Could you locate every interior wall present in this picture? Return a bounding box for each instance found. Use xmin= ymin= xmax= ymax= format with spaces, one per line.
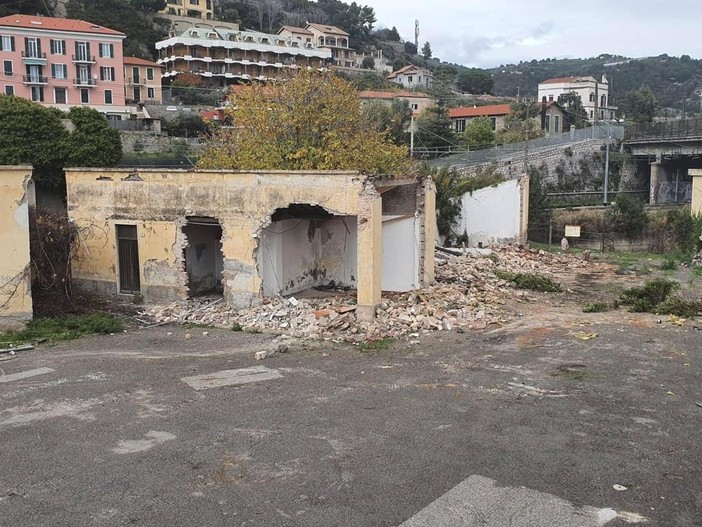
xmin=258 ymin=216 xmax=357 ymax=297
xmin=381 ymin=215 xmax=419 ymax=292
xmin=183 ymin=223 xmax=223 ymax=295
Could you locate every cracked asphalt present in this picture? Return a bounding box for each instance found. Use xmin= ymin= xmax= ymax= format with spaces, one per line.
xmin=0 ymin=300 xmax=701 ymax=526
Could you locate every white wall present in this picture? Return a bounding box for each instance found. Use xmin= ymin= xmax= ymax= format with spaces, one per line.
xmin=381 ymin=215 xmax=419 ymax=292
xmin=456 ymin=180 xmax=522 ymax=247
xmin=258 ymin=217 xmax=357 ymax=297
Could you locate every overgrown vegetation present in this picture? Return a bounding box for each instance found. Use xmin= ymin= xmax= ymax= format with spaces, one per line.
xmin=495 ymin=270 xmax=562 ymax=292
xmin=0 ymin=314 xmax=124 ymax=348
xmin=198 ymin=71 xmax=410 ymax=174
xmin=619 ymin=278 xmax=700 ymax=316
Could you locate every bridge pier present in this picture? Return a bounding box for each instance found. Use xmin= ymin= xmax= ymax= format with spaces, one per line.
xmin=649 ymin=160 xmax=688 ymax=205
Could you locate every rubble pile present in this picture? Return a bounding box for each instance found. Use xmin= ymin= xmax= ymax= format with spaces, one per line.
xmin=143 ymin=245 xmax=594 ymax=342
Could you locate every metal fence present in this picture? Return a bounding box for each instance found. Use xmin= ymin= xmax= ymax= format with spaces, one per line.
xmin=427 ymin=125 xmax=624 ymax=169
xmin=626 ymin=117 xmax=702 ymax=140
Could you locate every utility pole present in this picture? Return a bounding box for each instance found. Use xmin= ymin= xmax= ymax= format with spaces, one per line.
xmin=522 ymin=100 xmax=530 ymax=175
xmin=410 ymin=114 xmax=415 ymax=158
xmin=603 ymin=123 xmax=611 ymax=205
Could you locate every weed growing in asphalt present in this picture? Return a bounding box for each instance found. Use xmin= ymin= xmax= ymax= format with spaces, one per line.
xmin=358 ymin=339 xmax=393 ymax=352
xmin=495 ymin=270 xmax=562 ymax=292
xmin=0 ymin=314 xmax=124 ymax=347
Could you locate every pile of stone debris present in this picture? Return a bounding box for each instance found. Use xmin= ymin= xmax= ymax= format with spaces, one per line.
xmin=142 ymin=245 xmax=594 ymax=342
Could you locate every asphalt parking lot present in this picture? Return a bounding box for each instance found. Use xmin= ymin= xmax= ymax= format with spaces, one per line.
xmin=0 ymin=305 xmax=700 ymax=526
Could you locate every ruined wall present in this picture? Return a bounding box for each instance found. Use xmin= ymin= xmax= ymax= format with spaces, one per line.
xmin=456 ymin=179 xmax=525 ymax=247
xmin=259 ymin=217 xmax=357 ymax=296
xmin=0 ymin=166 xmax=33 ymax=330
xmin=66 ymin=169 xmax=367 ymax=308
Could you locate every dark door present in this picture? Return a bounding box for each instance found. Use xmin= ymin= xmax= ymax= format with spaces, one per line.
xmin=117 ymin=225 xmax=141 ymax=293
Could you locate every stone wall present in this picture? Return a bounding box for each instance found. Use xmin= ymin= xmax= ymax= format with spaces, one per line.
xmin=120 ymin=131 xmax=202 ymax=155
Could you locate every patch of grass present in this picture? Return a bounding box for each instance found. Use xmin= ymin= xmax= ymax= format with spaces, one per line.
xmin=487 ymin=254 xmax=499 ymax=264
xmin=231 ymin=322 xmax=243 ymax=331
xmin=660 ymin=258 xmax=678 ymax=271
xmin=358 ymin=338 xmax=393 ymax=352
xmin=495 ymin=270 xmax=562 ymax=292
xmin=182 ymin=322 xmax=214 ymax=329
xmin=132 ymin=293 xmax=144 ymax=305
xmin=693 ymin=267 xmax=702 ymax=278
xmin=245 ymin=327 xmax=262 ymax=334
xmin=0 ymin=314 xmax=124 ymax=348
xmin=583 ymin=302 xmax=609 ymax=313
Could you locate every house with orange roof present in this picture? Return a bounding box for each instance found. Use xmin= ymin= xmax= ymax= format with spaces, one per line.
xmin=386 ymin=65 xmax=433 ymax=90
xmin=123 ymin=56 xmax=164 ymax=104
xmin=538 ymin=74 xmax=617 ymax=122
xmin=448 ymin=104 xmax=512 ymax=133
xmin=0 ymin=13 xmax=132 ymax=118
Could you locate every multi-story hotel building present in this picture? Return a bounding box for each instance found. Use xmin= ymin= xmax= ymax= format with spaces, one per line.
xmin=156 ymin=25 xmax=331 ymax=86
xmin=0 ymin=14 xmax=131 ymax=117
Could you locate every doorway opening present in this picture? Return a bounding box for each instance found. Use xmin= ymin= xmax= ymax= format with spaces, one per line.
xmin=182 ymin=217 xmax=223 ymax=297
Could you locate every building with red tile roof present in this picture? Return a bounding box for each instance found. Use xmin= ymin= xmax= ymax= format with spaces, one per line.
xmin=123 ymin=56 xmax=164 ymax=104
xmin=448 ymin=104 xmax=513 ymax=133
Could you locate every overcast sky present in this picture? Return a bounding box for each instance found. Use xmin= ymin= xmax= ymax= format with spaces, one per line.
xmin=368 ymin=0 xmax=701 ymax=68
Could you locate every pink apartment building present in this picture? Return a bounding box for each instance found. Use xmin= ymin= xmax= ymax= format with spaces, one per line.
xmin=0 ymin=14 xmax=133 ymax=118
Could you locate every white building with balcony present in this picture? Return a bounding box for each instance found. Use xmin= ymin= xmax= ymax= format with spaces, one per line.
xmin=156 ymin=25 xmax=331 ymax=86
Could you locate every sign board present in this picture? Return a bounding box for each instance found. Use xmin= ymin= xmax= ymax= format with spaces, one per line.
xmin=564 ymin=225 xmax=581 ymax=238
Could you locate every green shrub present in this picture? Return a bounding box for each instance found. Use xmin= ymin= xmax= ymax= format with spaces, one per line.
xmin=606 ymin=195 xmax=649 ymax=239
xmin=583 ymin=302 xmax=609 ymax=313
xmin=358 ymin=338 xmax=393 ymax=352
xmin=656 ymin=296 xmax=701 ymax=318
xmin=620 ymin=278 xmax=679 ymax=310
xmin=495 ymin=270 xmax=562 ymax=292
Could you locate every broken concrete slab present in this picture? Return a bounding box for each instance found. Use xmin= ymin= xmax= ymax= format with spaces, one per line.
xmin=181 ymin=366 xmax=283 ymax=390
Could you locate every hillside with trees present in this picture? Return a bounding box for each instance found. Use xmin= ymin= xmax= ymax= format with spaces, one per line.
xmin=491 ymin=54 xmax=702 ymax=113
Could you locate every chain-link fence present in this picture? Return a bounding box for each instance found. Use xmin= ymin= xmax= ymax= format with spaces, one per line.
xmin=427 ymin=125 xmax=625 ymax=169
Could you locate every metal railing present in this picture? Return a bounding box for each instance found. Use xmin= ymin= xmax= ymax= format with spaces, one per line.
xmin=625 ymin=118 xmax=702 ymax=141
xmin=72 ymin=54 xmax=96 ymax=63
xmin=73 ymin=78 xmax=96 ymax=86
xmin=23 ymin=75 xmax=48 ymax=84
xmin=428 ymin=125 xmax=624 ymax=169
xmin=21 ymin=51 xmax=46 ymax=59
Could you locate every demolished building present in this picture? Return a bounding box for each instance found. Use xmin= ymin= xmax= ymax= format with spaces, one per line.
xmin=65 ymin=169 xmax=435 ymax=320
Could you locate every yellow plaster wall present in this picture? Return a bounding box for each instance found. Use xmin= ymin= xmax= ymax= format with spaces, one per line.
xmin=691 ymin=170 xmax=702 ymax=215
xmin=0 ymin=166 xmax=33 ymax=329
xmin=66 ymin=169 xmax=367 ymax=307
